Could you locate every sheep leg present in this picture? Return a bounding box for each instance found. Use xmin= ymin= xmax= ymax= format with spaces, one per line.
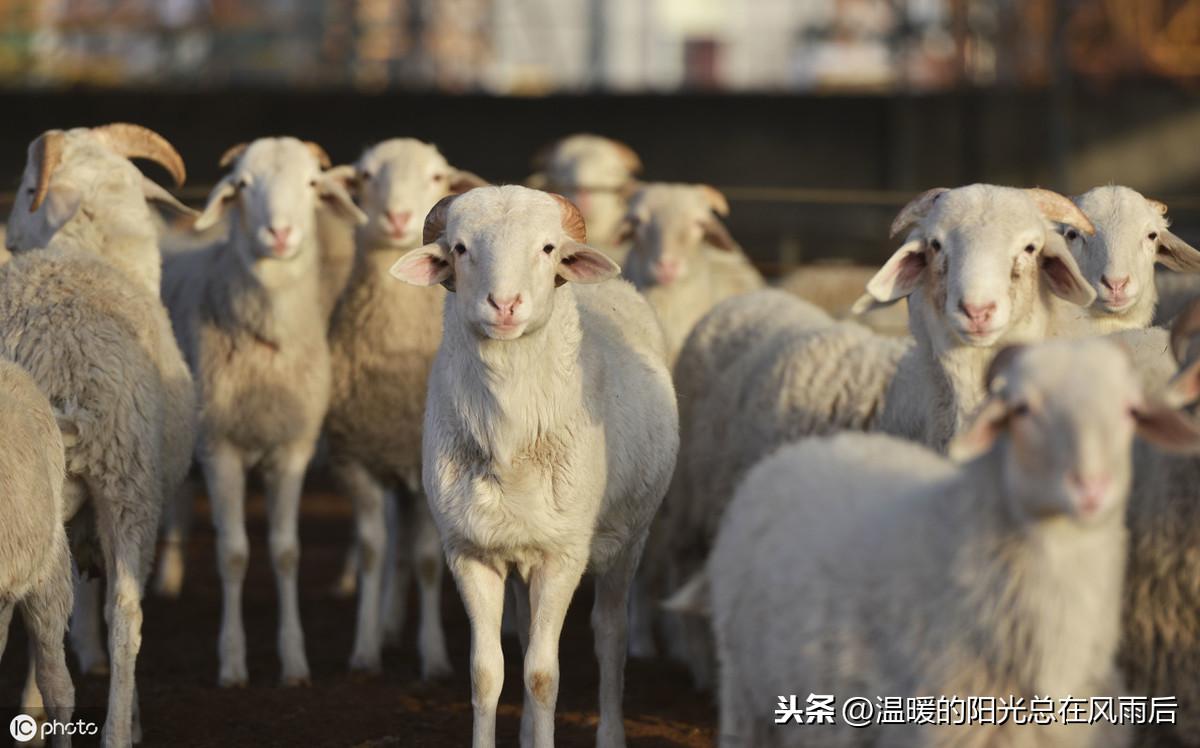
xmin=69 ymin=577 xmax=109 ymax=675
xmin=332 ymin=540 xmax=359 ymax=598
xmin=412 ymin=498 xmax=451 ymax=679
xmin=335 ymin=459 xmax=387 ymax=674
xmin=524 ymin=554 xmax=587 ymax=748
xmin=593 ymin=547 xmax=641 ymax=748
xmin=203 ymin=442 xmax=250 ymax=687
xmin=0 ymin=600 xmax=12 ymax=659
xmin=21 ymin=539 xmax=75 ymax=747
xmin=97 ymin=514 xmax=146 ymax=747
xmin=153 ymin=478 xmax=195 ymax=598
xmin=380 ymin=491 xmax=410 ymax=647
xmin=447 ymin=554 xmax=507 ymax=748
xmin=626 ymin=575 xmax=657 ymax=659
xmin=264 ymin=447 xmax=312 ymax=686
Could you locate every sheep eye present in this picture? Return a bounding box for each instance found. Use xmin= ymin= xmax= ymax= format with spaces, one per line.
xmin=929 ymin=239 xmax=941 ymax=252
xmin=1011 ymin=402 xmax=1031 ymax=417
xmin=1149 ymin=231 xmax=1159 ymax=241
xmin=308 ymin=179 xmax=318 ymax=188
xmin=454 ymin=243 xmax=467 ymax=255
xmin=1065 ymin=229 xmax=1079 ymax=241
xmin=433 ymin=174 xmax=446 ymax=183
xmin=543 ymin=244 xmax=555 ymax=255
xmin=1024 ymin=243 xmax=1037 ymax=254
xmin=359 ymin=171 xmax=372 ymax=181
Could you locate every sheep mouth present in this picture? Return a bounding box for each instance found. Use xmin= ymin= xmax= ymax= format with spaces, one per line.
xmin=1096 ymin=295 xmax=1136 ymax=313
xmin=481 ymin=320 xmax=527 ymax=340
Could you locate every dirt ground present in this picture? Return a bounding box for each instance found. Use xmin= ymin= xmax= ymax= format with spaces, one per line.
xmin=0 ymin=479 xmax=716 ymax=747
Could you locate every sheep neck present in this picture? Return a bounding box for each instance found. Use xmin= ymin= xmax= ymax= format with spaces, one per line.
xmin=946 ymin=452 xmax=1127 ymax=698
xmin=49 ymin=205 xmax=161 ymax=297
xmin=442 ymin=286 xmax=582 ymax=471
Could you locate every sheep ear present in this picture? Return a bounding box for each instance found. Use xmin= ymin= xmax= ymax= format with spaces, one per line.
xmin=948 ymin=396 xmax=1011 ymax=461
xmin=557 ymin=240 xmax=620 ymax=285
xmin=1157 ymin=230 xmax=1200 ymax=272
xmin=865 ymin=239 xmax=926 ymax=303
xmin=317 ymin=171 xmax=368 ymax=225
xmin=449 ymin=169 xmax=488 ymax=194
xmin=1134 ymin=401 xmax=1200 ymax=452
xmin=701 ymin=215 xmax=740 ymax=252
xmin=850 ymin=292 xmax=900 ymax=316
xmin=1026 ymin=187 xmax=1096 ymax=235
xmin=698 ymin=184 xmax=729 ymax=216
xmin=324 ymin=164 xmax=359 ymax=194
xmin=193 ymin=177 xmax=239 ymax=231
xmin=39 ymin=183 xmax=82 ymax=235
xmin=390 ymin=242 xmax=453 ymax=289
xmin=890 ymin=188 xmax=948 ymax=238
xmin=141 ymin=176 xmax=197 ymax=218
xmin=660 ymin=571 xmax=709 ymax=617
xmin=1040 ymin=232 xmax=1096 ymax=307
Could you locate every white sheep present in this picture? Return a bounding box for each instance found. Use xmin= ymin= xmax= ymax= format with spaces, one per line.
xmin=707 ymin=338 xmax=1200 ymax=747
xmin=527 ymin=133 xmax=642 ymax=261
xmin=390 ymin=185 xmax=677 ymax=748
xmin=323 ymin=137 xmax=484 ymax=677
xmin=778 ymin=262 xmax=909 ymax=336
xmin=164 ymin=137 xmax=365 ymax=687
xmin=1055 ymin=185 xmax=1200 ymax=336
xmin=619 ymin=183 xmax=764 ymax=363
xmin=5 ymin=125 xmax=199 ymax=745
xmin=0 ymin=359 xmax=74 ymax=748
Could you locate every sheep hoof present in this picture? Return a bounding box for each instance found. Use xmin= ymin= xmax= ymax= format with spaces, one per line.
xmin=348 ymin=654 xmax=382 ymax=676
xmin=281 ymin=673 xmax=311 ymax=687
xmin=421 ymin=657 xmax=453 ymax=681
xmin=218 ymin=674 xmax=248 ymax=688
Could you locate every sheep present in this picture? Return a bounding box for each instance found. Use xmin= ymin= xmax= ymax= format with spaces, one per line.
xmin=527 ymin=133 xmax=642 ymax=261
xmin=619 ymin=183 xmax=764 ymax=363
xmin=661 ymin=185 xmax=1098 ymax=687
xmin=163 ymin=136 xmax=366 ymax=687
xmin=706 ymin=338 xmax=1200 ymax=748
xmin=322 ymin=138 xmax=484 ymax=677
xmin=778 ymin=262 xmax=909 ymax=336
xmin=0 ymin=359 xmax=74 ymax=748
xmin=389 ymin=185 xmax=678 ymax=748
xmin=1055 ymin=186 xmax=1200 ymax=336
xmin=1117 ymin=299 xmax=1200 ymax=748
xmin=5 ymin=125 xmax=200 ymax=745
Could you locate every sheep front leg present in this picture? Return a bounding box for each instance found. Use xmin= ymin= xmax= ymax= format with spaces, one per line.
xmin=333 ymin=459 xmax=387 ymax=674
xmin=202 ymin=441 xmax=250 ymax=687
xmin=525 ymin=554 xmax=588 ymax=748
xmin=413 ymin=498 xmax=451 ymax=679
xmin=98 ymin=523 xmax=146 ymax=747
xmin=263 ymin=447 xmax=313 ymax=686
xmin=69 ymin=578 xmax=108 ymax=675
xmin=448 ymin=554 xmax=507 ymax=748
xmin=593 ymin=546 xmax=641 ymax=748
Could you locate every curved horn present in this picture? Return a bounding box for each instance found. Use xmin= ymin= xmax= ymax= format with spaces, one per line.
xmin=422 ymin=194 xmax=459 ymax=245
xmin=218 ymin=142 xmax=248 ymax=170
xmin=29 ymin=130 xmax=66 ymax=212
xmin=890 ymin=187 xmax=949 ymax=238
xmin=698 ymin=184 xmax=730 ymax=216
xmin=549 ymin=192 xmax=587 ymax=242
xmin=1148 ymin=198 xmax=1169 ymax=217
xmin=90 ymin=123 xmax=186 ymax=186
xmin=304 ymin=141 xmax=332 ymax=169
xmin=1170 ymin=298 xmax=1200 ymax=365
xmin=1025 ymin=187 xmax=1096 ymax=235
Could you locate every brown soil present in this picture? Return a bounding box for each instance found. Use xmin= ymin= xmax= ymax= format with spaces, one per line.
xmin=1 ymin=480 xmax=716 ymax=747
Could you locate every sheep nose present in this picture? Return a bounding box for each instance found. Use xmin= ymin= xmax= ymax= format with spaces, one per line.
xmin=385 ymin=210 xmax=412 ymax=236
xmin=267 ymin=226 xmax=292 ymax=253
xmin=1102 ymin=275 xmax=1131 ymax=294
xmin=487 ymin=294 xmax=522 ymax=318
xmin=958 ymin=300 xmax=997 ymax=324
xmin=1068 ymin=472 xmax=1111 ymax=515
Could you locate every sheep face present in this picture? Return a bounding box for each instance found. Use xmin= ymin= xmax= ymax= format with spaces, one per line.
xmin=389 ymin=185 xmax=620 ymax=341
xmin=193 ymin=137 xmax=364 ymax=262
xmin=620 ymin=184 xmax=737 ymax=287
xmin=1065 ymin=186 xmax=1200 ymax=315
xmin=8 ymin=125 xmax=190 ymax=253
xmin=535 ymin=135 xmax=640 ymax=246
xmin=344 ymin=139 xmax=485 ymax=250
xmin=952 ymin=340 xmax=1200 ymax=523
xmin=869 ymin=185 xmax=1096 ymax=347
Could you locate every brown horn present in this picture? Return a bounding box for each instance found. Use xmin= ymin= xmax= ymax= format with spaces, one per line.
xmin=1025 ymin=187 xmax=1096 ymax=236
xmin=890 ymin=187 xmax=949 ymax=238
xmin=218 ymin=143 xmax=248 ymax=169
xmin=698 ymin=184 xmax=730 ymax=216
xmin=1170 ymin=298 xmax=1200 ymax=365
xmin=423 ymin=194 xmax=459 ymax=245
xmin=549 ymin=192 xmax=587 ymax=242
xmin=303 ymin=141 xmax=332 ymax=169
xmin=1147 ymin=198 xmax=1169 ymax=216
xmin=90 ymin=123 xmax=186 ymax=186
xmin=29 ymin=130 xmax=65 ymax=212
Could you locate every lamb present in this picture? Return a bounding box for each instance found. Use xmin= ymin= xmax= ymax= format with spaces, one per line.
xmin=163 ymin=137 xmax=365 ymax=687
xmin=4 ymin=125 xmax=200 ymax=745
xmin=527 ymin=133 xmax=642 ymax=261
xmin=389 ymin=185 xmax=677 ymax=748
xmin=323 ymin=137 xmax=484 ymax=677
xmin=707 ymin=338 xmax=1200 ymax=748
xmin=0 ymin=360 xmax=74 ymax=748
xmin=619 ymin=183 xmax=764 ymax=363
xmin=661 ymin=185 xmax=1097 ymax=686
xmin=1055 ymin=185 xmax=1200 ymax=336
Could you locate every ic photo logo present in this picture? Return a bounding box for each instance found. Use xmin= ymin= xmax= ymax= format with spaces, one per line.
xmin=9 ymin=713 xmax=100 ymax=743
xmin=9 ymin=714 xmax=37 ymax=743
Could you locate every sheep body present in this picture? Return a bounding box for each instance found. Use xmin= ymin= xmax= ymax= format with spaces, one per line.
xmin=778 ymin=262 xmax=909 ymax=335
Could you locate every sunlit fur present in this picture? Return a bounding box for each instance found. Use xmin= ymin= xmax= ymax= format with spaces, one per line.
xmin=710 ymin=339 xmax=1150 ymax=748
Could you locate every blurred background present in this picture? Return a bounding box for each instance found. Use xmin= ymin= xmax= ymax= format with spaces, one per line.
xmin=0 ymin=0 xmax=1199 ymax=268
